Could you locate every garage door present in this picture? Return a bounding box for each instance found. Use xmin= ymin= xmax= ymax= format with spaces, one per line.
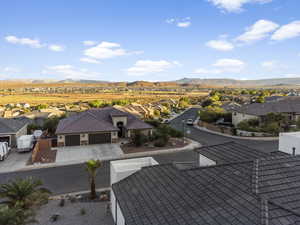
xmin=89 ymin=133 xmax=111 ymax=144
xmin=65 ymin=135 xmax=80 ymax=146
xmin=0 ymin=136 xmax=10 ymax=145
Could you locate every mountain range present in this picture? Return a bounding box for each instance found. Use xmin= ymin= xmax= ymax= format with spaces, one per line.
xmin=2 ymin=77 xmax=300 ymax=87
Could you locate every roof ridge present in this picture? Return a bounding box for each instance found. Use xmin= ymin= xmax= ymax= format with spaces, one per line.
xmin=184 ymin=159 xmax=254 ymax=171
xmin=195 ymin=141 xmax=235 ymax=151
xmin=252 ymin=159 xmax=259 ymax=195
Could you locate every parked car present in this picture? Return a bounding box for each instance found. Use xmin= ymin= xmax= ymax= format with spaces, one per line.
xmin=186 ymin=119 xmax=194 ymax=125
xmin=17 ymin=135 xmax=35 ymax=153
xmin=0 ymin=142 xmax=10 ymax=161
xmin=163 ymin=119 xmax=170 ymax=124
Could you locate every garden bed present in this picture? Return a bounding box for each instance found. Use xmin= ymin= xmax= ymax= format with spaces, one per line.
xmin=121 ymin=137 xmax=188 ymax=154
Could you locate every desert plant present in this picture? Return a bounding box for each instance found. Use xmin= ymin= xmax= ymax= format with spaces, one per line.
xmin=80 ymin=208 xmax=86 ymax=215
xmin=0 ymin=177 xmax=50 ymax=209
xmin=131 ymin=132 xmax=148 ymax=147
xmin=85 ymin=159 xmax=102 ymax=200
xmin=0 ymin=205 xmax=35 ymax=225
xmin=58 ymin=199 xmax=65 ymax=207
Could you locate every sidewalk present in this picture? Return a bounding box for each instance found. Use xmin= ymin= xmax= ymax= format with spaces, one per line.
xmin=13 ymin=138 xmax=201 ymax=173
xmin=194 ymin=124 xmax=279 ymax=141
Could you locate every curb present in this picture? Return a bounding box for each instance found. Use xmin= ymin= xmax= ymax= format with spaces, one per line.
xmin=50 ymin=188 xmax=111 ymax=199
xmin=194 ymin=125 xmax=279 ymax=141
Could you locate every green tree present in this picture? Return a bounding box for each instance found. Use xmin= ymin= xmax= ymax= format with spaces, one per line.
xmin=43 ymin=114 xmax=66 ymax=136
xmin=85 ymin=160 xmax=102 ymax=200
xmin=0 ymin=178 xmax=50 ymax=209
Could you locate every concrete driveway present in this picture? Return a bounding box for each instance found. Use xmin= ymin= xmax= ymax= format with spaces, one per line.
xmin=56 ymin=144 xmax=124 ymax=165
xmin=0 ymin=150 xmax=31 ymax=173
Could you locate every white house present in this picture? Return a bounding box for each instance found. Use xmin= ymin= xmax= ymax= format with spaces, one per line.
xmin=110 ymin=157 xmax=158 ymax=225
xmin=279 ymin=132 xmax=300 ymax=155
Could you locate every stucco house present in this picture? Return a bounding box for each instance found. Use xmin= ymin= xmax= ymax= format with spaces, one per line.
xmin=0 ymin=118 xmax=28 ymax=147
xmin=56 ymin=107 xmax=153 ymax=147
xmin=232 ymin=97 xmax=300 ymax=127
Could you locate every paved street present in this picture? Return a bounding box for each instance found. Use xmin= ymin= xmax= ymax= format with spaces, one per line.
xmin=0 ymin=107 xmax=278 ymax=195
xmin=170 ymin=108 xmax=278 ymax=153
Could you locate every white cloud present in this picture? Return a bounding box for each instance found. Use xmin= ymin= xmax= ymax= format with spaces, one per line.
xmin=271 ymin=21 xmax=300 ymax=41
xmin=3 ymin=67 xmax=20 ymax=73
xmin=166 ymin=17 xmax=191 ymax=28
xmin=48 ymin=44 xmax=64 ymax=52
xmin=44 ymin=65 xmax=100 ymax=79
xmin=213 ymin=58 xmax=246 ymax=72
xmin=166 ymin=18 xmax=176 ymax=24
xmin=127 ymin=60 xmax=178 ymax=75
xmin=236 ymin=20 xmax=279 ymax=43
xmin=177 ymin=21 xmax=191 ymax=28
xmin=80 ymin=57 xmax=101 ymax=64
xmin=193 ymin=68 xmax=222 ymax=74
xmin=206 ymin=40 xmax=234 ymax=51
xmin=283 ymin=73 xmax=300 ymax=78
xmin=5 ymin=35 xmax=65 ymax=52
xmin=261 ymin=60 xmax=277 ymax=69
xmin=83 ymin=40 xmax=97 ymax=46
xmin=192 ymin=58 xmax=245 ymax=76
xmin=207 ymin=0 xmax=273 ymax=13
xmin=5 ymin=35 xmax=43 ymax=48
xmin=84 ymin=41 xmax=141 ymax=60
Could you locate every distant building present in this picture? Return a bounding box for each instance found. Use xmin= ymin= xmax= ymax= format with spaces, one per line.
xmin=232 ymin=97 xmax=300 ymax=126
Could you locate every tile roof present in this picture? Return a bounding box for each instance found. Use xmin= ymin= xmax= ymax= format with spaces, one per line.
xmin=234 ymin=97 xmax=300 ymax=116
xmin=113 ymin=149 xmax=300 ymax=224
xmin=0 ymin=118 xmax=27 ymax=134
xmin=196 ymin=141 xmax=269 ymax=164
xmin=56 ymin=107 xmax=152 ymax=134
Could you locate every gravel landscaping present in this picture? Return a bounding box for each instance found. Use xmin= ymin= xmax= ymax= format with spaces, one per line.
xmin=31 ymin=199 xmax=114 ymax=225
xmin=121 ymin=137 xmax=188 ymax=154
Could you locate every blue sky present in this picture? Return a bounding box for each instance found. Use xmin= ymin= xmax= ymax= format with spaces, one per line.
xmin=0 ymin=0 xmax=300 ymax=82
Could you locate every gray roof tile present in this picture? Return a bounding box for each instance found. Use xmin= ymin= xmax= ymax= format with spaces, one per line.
xmin=56 ymin=107 xmax=152 ymax=134
xmin=234 ymin=97 xmax=300 ymax=116
xmin=0 ymin=118 xmax=27 ymax=134
xmin=113 ymin=145 xmax=300 ymax=225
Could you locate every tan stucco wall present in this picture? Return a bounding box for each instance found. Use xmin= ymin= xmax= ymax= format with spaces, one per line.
xmin=112 ymin=116 xmax=127 ymax=127
xmin=232 ymin=112 xmax=259 ymax=127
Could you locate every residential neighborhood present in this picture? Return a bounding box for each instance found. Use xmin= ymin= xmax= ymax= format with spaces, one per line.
xmin=2 ymin=0 xmax=300 ymax=224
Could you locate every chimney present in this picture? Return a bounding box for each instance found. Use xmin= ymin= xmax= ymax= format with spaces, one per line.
xmin=292 ymin=147 xmax=296 ymax=156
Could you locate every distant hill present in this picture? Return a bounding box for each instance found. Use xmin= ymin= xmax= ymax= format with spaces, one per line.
xmin=175 ymin=78 xmax=300 ymax=87
xmin=2 ymin=77 xmax=300 ymax=88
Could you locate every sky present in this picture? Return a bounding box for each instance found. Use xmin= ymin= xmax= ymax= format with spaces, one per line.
xmin=0 ymin=0 xmax=300 ymax=82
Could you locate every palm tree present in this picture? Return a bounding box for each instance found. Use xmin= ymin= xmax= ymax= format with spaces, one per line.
xmin=0 ymin=177 xmax=50 ymax=209
xmin=85 ymin=159 xmax=102 ymax=199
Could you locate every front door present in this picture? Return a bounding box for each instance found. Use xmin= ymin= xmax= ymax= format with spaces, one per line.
xmin=117 ymin=122 xmax=124 ymax=138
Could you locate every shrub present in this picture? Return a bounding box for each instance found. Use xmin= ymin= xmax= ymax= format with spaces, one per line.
xmin=59 ymin=199 xmax=65 ymax=207
xmin=131 ymin=132 xmax=148 ymax=147
xmin=80 ymin=208 xmax=86 ymax=215
xmin=154 ymin=138 xmax=168 ymax=147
